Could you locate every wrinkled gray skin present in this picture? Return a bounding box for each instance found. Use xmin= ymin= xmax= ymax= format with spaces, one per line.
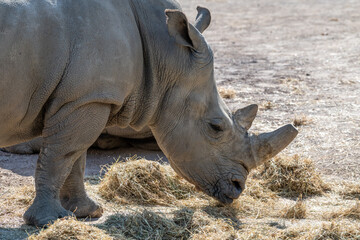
xmin=0 ymin=0 xmax=297 ymax=226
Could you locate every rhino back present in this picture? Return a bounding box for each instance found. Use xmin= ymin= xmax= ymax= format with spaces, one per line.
xmin=0 ymin=0 xmax=143 ymax=146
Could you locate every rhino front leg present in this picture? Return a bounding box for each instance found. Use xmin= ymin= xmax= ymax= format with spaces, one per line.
xmin=60 ymin=153 xmax=103 ymax=218
xmin=23 ymin=103 xmax=110 ymax=226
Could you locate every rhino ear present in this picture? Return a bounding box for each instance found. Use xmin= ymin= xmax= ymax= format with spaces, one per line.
xmin=234 ymin=104 xmax=258 ymax=130
xmin=165 ymin=9 xmax=205 ymax=51
xmin=194 ymin=6 xmax=211 ymax=33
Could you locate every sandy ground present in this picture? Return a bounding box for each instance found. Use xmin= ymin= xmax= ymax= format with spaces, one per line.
xmin=0 ymin=0 xmax=359 ymax=238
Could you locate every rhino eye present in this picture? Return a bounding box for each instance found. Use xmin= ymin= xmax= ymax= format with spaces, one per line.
xmin=209 ymin=123 xmax=223 ymax=132
xmin=206 ymin=118 xmax=225 ymax=134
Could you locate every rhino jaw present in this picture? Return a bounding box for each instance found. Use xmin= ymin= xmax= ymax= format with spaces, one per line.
xmin=251 ymin=124 xmax=298 ymax=167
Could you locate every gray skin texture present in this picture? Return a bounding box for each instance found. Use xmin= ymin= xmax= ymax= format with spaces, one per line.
xmin=0 ymin=0 xmax=297 ymax=226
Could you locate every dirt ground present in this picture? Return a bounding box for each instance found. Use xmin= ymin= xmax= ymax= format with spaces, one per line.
xmin=0 ymin=0 xmax=359 ymax=239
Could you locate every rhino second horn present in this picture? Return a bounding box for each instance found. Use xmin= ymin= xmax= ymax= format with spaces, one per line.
xmin=195 ymin=6 xmax=211 ymax=33
xmin=234 ymin=104 xmax=258 ymax=130
xmin=251 ymin=124 xmax=298 ymax=167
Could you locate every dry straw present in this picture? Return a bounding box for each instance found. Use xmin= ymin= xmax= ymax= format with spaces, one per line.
xmin=218 ymin=87 xmax=236 ymax=99
xmin=260 ymin=101 xmax=273 ymax=110
xmin=327 ymin=200 xmax=360 ymax=220
xmin=13 ymin=156 xmax=360 ymax=240
xmin=340 ymin=182 xmax=360 ymax=200
xmin=97 ymin=211 xmax=360 ymax=240
xmin=0 ymin=185 xmax=35 ymax=218
xmin=28 ymin=217 xmax=114 ymax=240
xmin=293 ymin=115 xmax=312 ymax=127
xmin=281 ymin=221 xmax=360 ymax=240
xmin=97 ymin=208 xmax=237 ymax=240
xmin=99 ymin=209 xmax=187 ymax=240
xmin=257 ymin=155 xmax=330 ymax=197
xmin=281 ymin=196 xmax=307 ymax=219
xmin=11 ymin=185 xmax=35 ymax=207
xmin=98 ymin=157 xmax=195 ymax=205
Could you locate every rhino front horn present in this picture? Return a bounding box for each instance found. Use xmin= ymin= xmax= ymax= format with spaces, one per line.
xmin=251 ymin=124 xmax=298 ymax=167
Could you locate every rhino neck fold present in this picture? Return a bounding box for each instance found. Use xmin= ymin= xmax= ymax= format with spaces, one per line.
xmin=121 ymin=0 xmax=182 ymax=131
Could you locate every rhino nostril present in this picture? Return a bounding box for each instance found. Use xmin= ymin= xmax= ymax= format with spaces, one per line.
xmin=232 ymin=180 xmax=242 ymax=193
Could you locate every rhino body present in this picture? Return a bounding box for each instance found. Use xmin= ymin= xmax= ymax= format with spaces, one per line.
xmin=0 ymin=0 xmax=297 ymax=226
xmin=2 ymin=126 xmax=160 ymax=153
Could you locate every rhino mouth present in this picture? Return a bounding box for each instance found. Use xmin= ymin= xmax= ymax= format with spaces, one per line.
xmin=168 ymin=157 xmax=246 ymax=204
xmin=208 ymin=163 xmax=247 ymax=204
xmin=217 ymin=192 xmax=236 ymax=204
xmin=201 ymin=176 xmax=245 ymax=204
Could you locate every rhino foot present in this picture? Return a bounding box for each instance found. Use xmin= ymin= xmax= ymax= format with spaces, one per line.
xmin=23 ymin=198 xmax=73 ymax=227
xmin=61 ymin=195 xmax=103 ymax=218
xmin=59 ymin=153 xmax=103 ymax=219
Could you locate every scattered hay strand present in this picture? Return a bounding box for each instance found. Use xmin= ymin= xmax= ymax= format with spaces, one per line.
xmin=282 ymin=221 xmax=360 ymax=240
xmin=0 ymin=185 xmax=35 ymax=218
xmin=258 ymin=155 xmax=330 ymax=197
xmin=327 ymin=200 xmax=360 ymax=220
xmin=293 ymin=115 xmax=312 ymax=127
xmin=340 ymin=182 xmax=360 ymax=200
xmin=260 ymin=101 xmax=273 ymax=110
xmin=209 ymin=179 xmax=279 ymax=219
xmin=100 ymin=209 xmax=186 ymax=240
xmin=28 ymin=217 xmax=114 ymax=240
xmin=187 ymin=210 xmax=237 ymax=240
xmin=236 ymin=225 xmax=281 ymax=240
xmin=218 ymin=87 xmax=236 ymax=99
xmin=99 ymin=208 xmax=236 ymax=240
xmin=9 ymin=185 xmax=35 ymax=207
xmin=243 ymin=176 xmax=277 ymax=202
xmin=281 ymin=196 xmax=307 ymax=219
xmin=98 ymin=157 xmax=195 ymax=205
xmin=306 ymin=221 xmax=360 ymax=240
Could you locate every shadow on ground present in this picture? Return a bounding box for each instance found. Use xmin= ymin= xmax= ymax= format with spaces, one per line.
xmin=0 ymin=147 xmax=167 ymax=177
xmin=0 ymin=226 xmax=38 ymax=240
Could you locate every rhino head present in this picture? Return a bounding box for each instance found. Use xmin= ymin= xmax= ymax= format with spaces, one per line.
xmin=149 ymin=7 xmax=298 ymax=204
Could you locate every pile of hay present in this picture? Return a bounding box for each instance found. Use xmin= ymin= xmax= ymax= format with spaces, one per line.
xmin=28 ymin=217 xmax=114 ymax=240
xmin=98 ymin=157 xmax=282 ymax=218
xmin=257 ymin=155 xmax=330 ymax=197
xmin=98 ymin=158 xmax=195 ymax=205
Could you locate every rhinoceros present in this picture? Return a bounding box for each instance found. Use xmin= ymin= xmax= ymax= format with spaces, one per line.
xmin=0 ymin=0 xmax=298 ymax=226
xmin=2 ymin=126 xmax=161 ymax=153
